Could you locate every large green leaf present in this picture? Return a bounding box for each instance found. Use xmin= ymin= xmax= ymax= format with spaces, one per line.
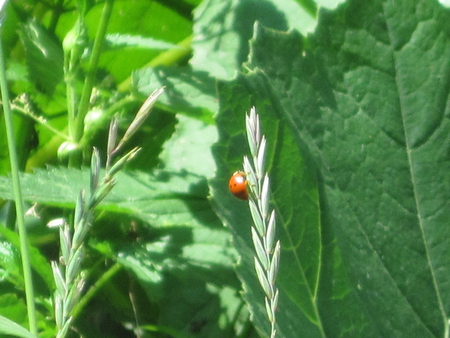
xmin=0 ymin=168 xmax=217 ymax=228
xmin=212 ymin=0 xmax=450 ymax=336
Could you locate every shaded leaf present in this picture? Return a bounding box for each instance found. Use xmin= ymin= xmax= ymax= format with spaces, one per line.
xmin=191 ymin=0 xmax=316 ymax=79
xmin=20 ymin=20 xmax=63 ymax=95
xmin=159 ymin=115 xmax=218 ymax=177
xmin=133 ymin=66 xmax=217 ymax=122
xmin=0 ymin=226 xmax=55 ymax=291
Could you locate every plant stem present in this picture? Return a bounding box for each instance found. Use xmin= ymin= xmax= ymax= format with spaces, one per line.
xmin=11 ymin=103 xmax=69 ymax=139
xmin=0 ymin=37 xmax=38 ymax=335
xmin=73 ymin=0 xmax=114 ymax=145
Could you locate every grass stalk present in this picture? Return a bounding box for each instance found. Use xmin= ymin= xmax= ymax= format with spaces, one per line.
xmin=0 ymin=28 xmax=38 ymax=335
xmin=243 ymin=107 xmax=280 ymax=338
xmin=52 ymin=88 xmax=164 ymax=338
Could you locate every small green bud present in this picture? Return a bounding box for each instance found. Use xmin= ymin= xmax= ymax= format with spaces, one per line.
xmin=84 ymin=108 xmax=106 ymax=131
xmin=57 ymin=141 xmax=79 ymax=163
xmin=63 ymin=19 xmax=88 ymax=66
xmin=62 ymin=25 xmax=78 ymax=53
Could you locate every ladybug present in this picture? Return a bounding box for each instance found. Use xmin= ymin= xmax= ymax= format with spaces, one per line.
xmin=228 ymin=171 xmax=248 ymax=200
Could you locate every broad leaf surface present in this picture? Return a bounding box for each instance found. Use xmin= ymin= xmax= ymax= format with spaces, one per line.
xmin=0 ymin=168 xmax=217 ymax=228
xmin=159 ymin=115 xmax=218 ymax=177
xmin=213 ymin=0 xmax=450 ymax=336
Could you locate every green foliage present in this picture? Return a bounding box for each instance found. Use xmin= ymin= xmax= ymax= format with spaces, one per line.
xmin=212 ymin=0 xmax=450 ymax=337
xmin=1 ymin=0 xmax=449 ymax=337
xmin=0 ymin=315 xmax=37 ymax=338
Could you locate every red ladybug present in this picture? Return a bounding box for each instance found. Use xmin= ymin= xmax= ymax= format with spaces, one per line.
xmin=228 ymin=171 xmax=248 ymax=200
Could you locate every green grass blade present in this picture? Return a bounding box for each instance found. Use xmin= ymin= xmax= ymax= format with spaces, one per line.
xmin=0 ymin=34 xmax=37 ymax=335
